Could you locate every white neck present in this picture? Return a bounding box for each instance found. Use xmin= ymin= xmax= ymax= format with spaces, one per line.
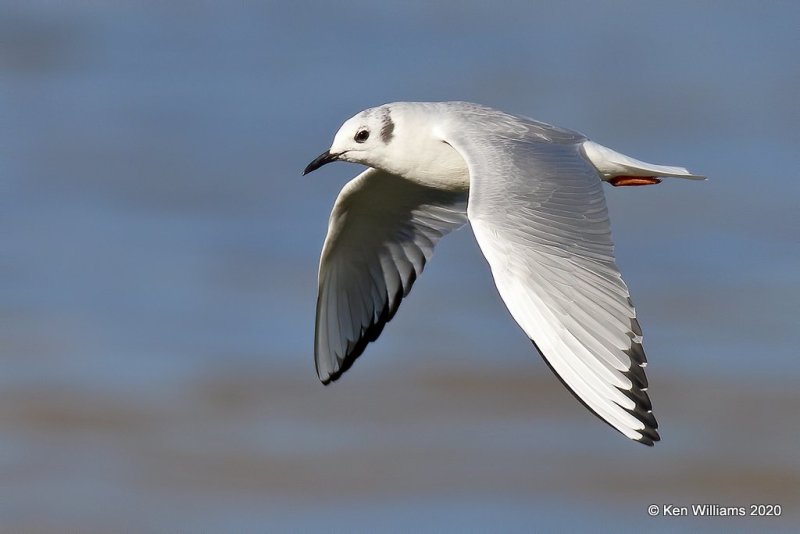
xmin=379 ymin=107 xmax=470 ymax=192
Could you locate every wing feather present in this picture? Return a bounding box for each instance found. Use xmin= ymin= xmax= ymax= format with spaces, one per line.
xmin=440 ymin=108 xmax=660 ymax=445
xmin=315 ymin=168 xmax=467 ymax=384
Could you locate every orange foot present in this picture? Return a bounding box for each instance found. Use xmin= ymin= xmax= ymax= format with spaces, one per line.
xmin=608 ymin=176 xmax=662 ymax=187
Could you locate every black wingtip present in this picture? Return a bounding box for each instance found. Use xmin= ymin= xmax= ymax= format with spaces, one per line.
xmin=636 ymin=425 xmax=661 ymax=446
xmin=636 ymin=435 xmax=657 ymax=447
xmin=315 ymin=266 xmax=412 ymax=385
xmin=531 ymin=338 xmax=660 ymax=447
xmin=315 ymin=288 xmax=394 ymax=385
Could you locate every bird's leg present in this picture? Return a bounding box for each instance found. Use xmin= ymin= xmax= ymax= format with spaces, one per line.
xmin=608 ymin=176 xmax=662 ymax=187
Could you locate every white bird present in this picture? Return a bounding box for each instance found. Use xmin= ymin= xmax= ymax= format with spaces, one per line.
xmin=303 ymin=102 xmax=704 ymax=446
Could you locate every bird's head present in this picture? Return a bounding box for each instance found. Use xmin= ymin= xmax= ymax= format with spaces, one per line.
xmin=303 ymin=105 xmax=399 ymax=176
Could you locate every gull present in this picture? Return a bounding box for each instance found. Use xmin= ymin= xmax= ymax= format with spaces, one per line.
xmin=303 ymin=102 xmax=704 ymax=445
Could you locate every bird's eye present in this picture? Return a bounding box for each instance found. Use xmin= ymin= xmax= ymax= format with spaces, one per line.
xmin=354 ymin=130 xmax=369 ymax=143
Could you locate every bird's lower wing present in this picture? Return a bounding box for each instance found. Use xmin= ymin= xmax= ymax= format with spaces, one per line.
xmin=315 ymin=168 xmax=468 ymax=384
xmin=441 ymin=116 xmax=659 ymax=445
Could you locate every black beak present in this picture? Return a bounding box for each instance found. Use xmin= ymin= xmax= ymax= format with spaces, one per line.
xmin=302 ymin=150 xmax=339 ymax=175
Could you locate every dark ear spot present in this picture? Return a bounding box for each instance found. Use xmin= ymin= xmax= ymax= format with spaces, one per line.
xmin=379 ymin=108 xmax=395 ymax=143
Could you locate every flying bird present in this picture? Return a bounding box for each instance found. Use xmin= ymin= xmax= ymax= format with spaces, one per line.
xmin=303 ymin=102 xmax=704 ymax=445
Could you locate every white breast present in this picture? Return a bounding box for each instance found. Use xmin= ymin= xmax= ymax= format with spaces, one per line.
xmin=398 ymin=138 xmax=470 ymax=192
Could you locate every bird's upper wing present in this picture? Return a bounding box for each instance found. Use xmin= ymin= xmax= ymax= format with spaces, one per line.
xmin=315 ymin=168 xmax=468 ymax=384
xmin=439 ymin=107 xmax=659 ymax=444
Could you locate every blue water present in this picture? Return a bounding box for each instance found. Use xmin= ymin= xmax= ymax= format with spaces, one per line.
xmin=2 ymin=2 xmax=799 ymax=531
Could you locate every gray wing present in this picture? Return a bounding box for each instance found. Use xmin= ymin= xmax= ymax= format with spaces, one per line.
xmin=316 ymin=168 xmax=468 ymax=384
xmin=440 ymin=110 xmax=659 ymax=445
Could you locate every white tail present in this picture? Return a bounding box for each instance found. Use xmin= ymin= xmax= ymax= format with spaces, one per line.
xmin=582 ymin=140 xmax=706 ymax=182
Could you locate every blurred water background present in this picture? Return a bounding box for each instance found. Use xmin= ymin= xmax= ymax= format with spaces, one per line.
xmin=1 ymin=1 xmax=799 ymax=531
